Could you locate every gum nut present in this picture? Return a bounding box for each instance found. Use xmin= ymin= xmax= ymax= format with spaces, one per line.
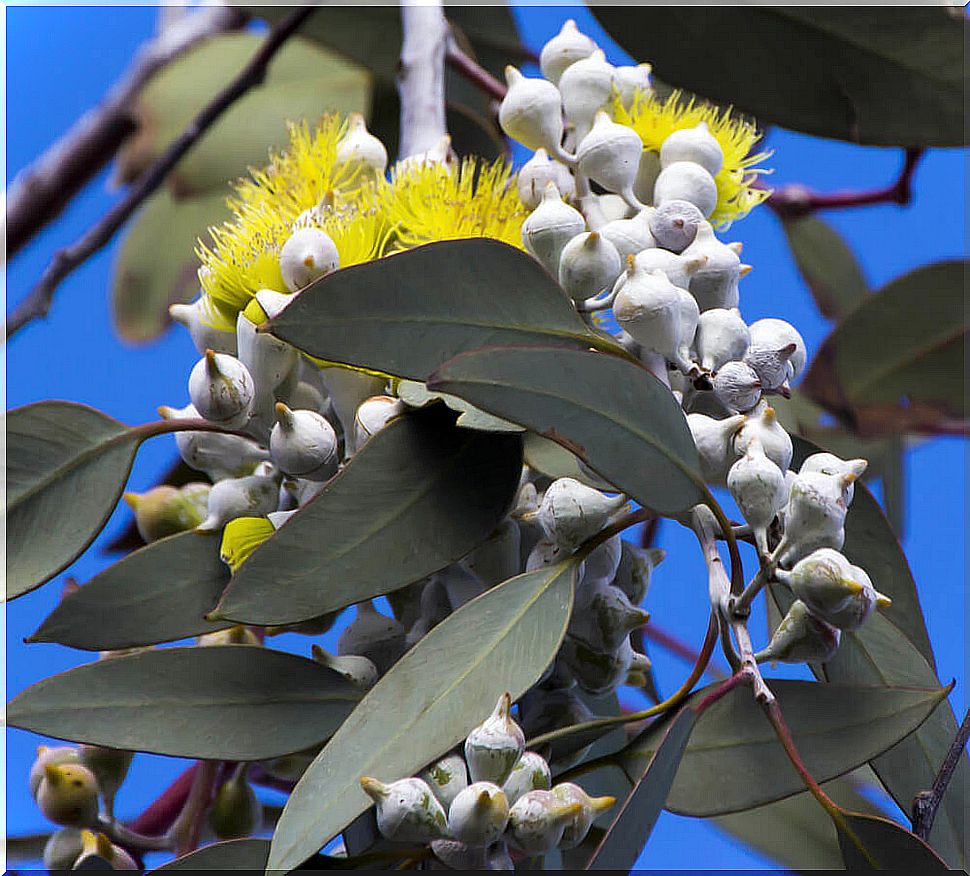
xmin=502 ymin=751 xmax=552 ymax=805
xmin=499 ymin=67 xmax=569 ymax=162
xmin=649 ymin=198 xmax=705 ymax=253
xmin=30 ymin=746 xmax=81 ymax=798
xmin=335 ymin=112 xmax=388 ymax=176
xmin=536 ymin=477 xmax=626 ymax=550
xmin=783 ymin=548 xmax=884 ymax=630
xmin=430 ymin=839 xmax=492 ymax=870
xmin=734 ymin=406 xmax=793 ymax=473
xmin=569 ymin=579 xmax=649 ymax=652
xmin=360 ymin=776 xmax=449 ymax=843
xmin=686 ymin=412 xmax=747 ymax=485
xmin=559 ymin=50 xmax=616 ymax=142
xmin=197 ymin=471 xmax=279 ymax=531
xmin=521 ymin=181 xmax=587 ymax=276
xmin=236 ymin=302 xmax=299 ymax=392
xmin=44 ymin=828 xmax=85 ymax=871
xmin=558 ymin=231 xmax=622 ymax=301
xmin=279 ymin=227 xmax=339 ymax=292
xmin=600 ymin=209 xmax=657 ymax=262
xmin=270 ymin=403 xmax=339 ymax=480
xmin=517 ymin=148 xmax=576 ymax=209
xmin=208 ymin=774 xmax=262 ymax=839
xmin=713 ymin=360 xmax=763 ymax=413
xmin=447 ymin=782 xmax=510 ymax=846
xmin=338 ymin=601 xmax=406 ymax=675
xmin=755 ymin=600 xmax=840 ymax=665
xmin=551 ymin=782 xmax=616 ymax=849
xmin=614 ymin=63 xmax=653 ymax=110
xmin=576 ymin=112 xmax=645 ymax=207
xmin=659 ymin=122 xmax=724 ymax=176
xmin=311 ymin=645 xmax=379 ymax=690
xmin=188 ymin=350 xmax=255 ymax=427
xmin=800 ymin=452 xmax=867 ymax=505
xmin=506 ymin=789 xmax=582 ymax=855
xmin=748 ymin=317 xmax=807 ymax=379
xmin=695 ymin=307 xmax=750 ymax=372
xmin=169 ymin=296 xmax=238 ymax=356
xmin=465 ymin=692 xmax=526 ymax=786
xmin=419 ymin=752 xmax=469 ymax=809
xmin=681 ymin=221 xmax=742 ymax=311
xmin=654 ymin=161 xmax=718 ymax=218
xmin=354 ymin=395 xmax=406 ymax=451
xmin=786 ymin=472 xmax=850 ymax=538
xmin=539 ymin=18 xmax=597 ymax=85
xmin=36 ymin=763 xmax=100 ymax=827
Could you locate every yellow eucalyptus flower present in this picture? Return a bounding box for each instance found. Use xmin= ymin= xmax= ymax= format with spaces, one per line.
xmin=220 ymin=516 xmax=276 ymax=573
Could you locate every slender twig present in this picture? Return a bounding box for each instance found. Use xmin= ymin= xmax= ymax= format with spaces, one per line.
xmin=912 ymin=708 xmax=970 ymax=839
xmin=5 ymin=5 xmax=244 ymax=259
xmin=6 ymin=6 xmax=315 ymax=340
xmin=397 ymin=1 xmax=448 ymax=159
xmin=129 ymin=764 xmax=197 ymax=837
xmin=641 ymin=620 xmax=727 ymax=680
xmin=95 ymin=815 xmax=172 ymax=853
xmin=170 ymin=760 xmax=218 ymax=856
xmin=765 ymin=148 xmax=924 ymax=221
xmin=445 ymin=36 xmax=507 ymax=101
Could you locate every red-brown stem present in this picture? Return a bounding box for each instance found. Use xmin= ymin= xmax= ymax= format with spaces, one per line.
xmin=129 ymin=764 xmax=198 ymax=836
xmin=641 ymin=617 xmax=727 ymax=680
xmin=445 ymin=40 xmax=507 ymax=101
xmin=695 ymin=668 xmax=751 ymax=715
xmin=173 ymin=760 xmax=219 ymax=856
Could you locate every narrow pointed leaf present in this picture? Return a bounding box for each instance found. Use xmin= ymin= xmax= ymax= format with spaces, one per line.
xmin=838 ymin=811 xmax=947 ymax=870
xmin=430 ymin=346 xmax=706 ymax=515
xmin=217 ymin=408 xmax=522 ymax=625
xmin=7 ymin=646 xmax=360 ymax=760
xmin=268 ymin=561 xmax=579 ymax=873
xmin=265 ymin=239 xmax=624 ymax=382
xmin=586 ymin=706 xmax=697 ymax=870
xmin=153 ymin=839 xmax=270 ymax=871
xmin=29 ymin=531 xmax=232 ymax=651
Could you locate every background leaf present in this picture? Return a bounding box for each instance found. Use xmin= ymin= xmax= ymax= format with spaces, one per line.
xmin=266 ymin=239 xmax=622 ymax=382
xmin=268 ymin=561 xmax=578 ymax=873
xmin=838 ymin=811 xmax=948 ymax=870
xmin=217 ymin=408 xmax=523 ymax=625
xmin=29 ymin=531 xmax=232 ymax=651
xmin=588 ymin=8 xmax=967 ymax=146
xmin=152 ymin=839 xmax=270 ymax=872
xmin=522 ymin=432 xmax=615 ymax=491
xmin=430 ymin=346 xmax=706 ymax=515
xmin=7 ymin=646 xmax=360 ymax=760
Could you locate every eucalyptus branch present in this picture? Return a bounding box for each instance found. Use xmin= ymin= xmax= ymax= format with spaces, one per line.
xmin=444 ymin=36 xmax=507 ymax=102
xmin=912 ymin=708 xmax=970 ymax=840
xmin=129 ymin=764 xmax=197 ymax=837
xmin=641 ymin=620 xmax=727 ymax=680
xmin=5 ymin=6 xmax=315 ymax=340
xmin=4 ymin=4 xmax=244 ymax=259
xmin=397 ymin=1 xmax=449 ymax=159
xmin=94 ymin=815 xmax=172 ymax=853
xmin=169 ymin=760 xmax=218 ymax=856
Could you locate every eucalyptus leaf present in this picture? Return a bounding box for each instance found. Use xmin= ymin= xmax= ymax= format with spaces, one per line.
xmin=267 ymin=561 xmax=579 ymax=873
xmin=152 ymin=839 xmax=270 ymax=872
xmin=586 ymin=707 xmax=697 ymax=870
xmin=522 ymin=432 xmax=615 ymax=492
xmin=216 ymin=408 xmax=523 ymax=625
xmin=265 ymin=239 xmax=624 ymax=382
xmin=801 ymin=260 xmax=968 ymax=435
xmin=29 ymin=531 xmax=232 ymax=651
xmin=6 ymin=402 xmax=141 ymax=600
xmin=7 ymin=646 xmax=360 ymax=760
xmin=429 ymin=346 xmax=707 ymax=515
xmin=838 ymin=811 xmax=948 ymax=870
xmin=590 ymin=8 xmax=966 ymax=146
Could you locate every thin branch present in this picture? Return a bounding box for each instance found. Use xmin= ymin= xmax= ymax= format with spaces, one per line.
xmin=912 ymin=708 xmax=970 ymax=840
xmin=5 ymin=6 xmax=315 ymax=340
xmin=170 ymin=760 xmax=219 ymax=856
xmin=445 ymin=36 xmax=507 ymax=102
xmin=641 ymin=621 xmax=727 ymax=680
xmin=765 ymin=148 xmax=924 ymax=221
xmin=4 ymin=4 xmax=244 ymax=259
xmin=129 ymin=764 xmax=197 ymax=837
xmin=397 ymin=1 xmax=449 ymax=159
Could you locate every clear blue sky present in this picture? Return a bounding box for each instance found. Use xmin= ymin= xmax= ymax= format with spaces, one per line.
xmin=6 ymin=6 xmax=966 ymax=871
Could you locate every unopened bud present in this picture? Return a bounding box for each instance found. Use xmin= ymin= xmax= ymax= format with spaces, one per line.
xmin=551 ymin=782 xmax=616 ymax=849
xmin=536 ymin=478 xmax=626 ymax=551
xmin=311 ymin=644 xmax=378 ymax=690
xmin=447 ymin=782 xmax=510 ymax=846
xmin=506 ymin=789 xmax=583 ymax=855
xmin=502 ymin=751 xmax=552 ymax=806
xmin=188 ymin=350 xmax=255 ymax=428
xmin=36 ymin=763 xmax=99 ymax=827
xmin=73 ymin=830 xmax=137 ymax=870
xmin=419 ymin=752 xmax=469 ymax=810
xmin=465 ymin=693 xmax=526 ymax=786
xmin=123 ymin=483 xmax=209 ymax=543
xmin=209 ymin=772 xmax=262 ymax=839
xmin=360 ymin=776 xmax=448 ymax=843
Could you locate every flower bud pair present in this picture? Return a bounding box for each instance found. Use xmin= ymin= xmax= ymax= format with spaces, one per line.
xmin=756 ymin=599 xmax=840 ymax=665
xmin=727 ymin=437 xmax=788 ymax=555
xmin=681 ymin=222 xmax=748 ymax=312
xmin=159 ymin=403 xmax=269 ymax=481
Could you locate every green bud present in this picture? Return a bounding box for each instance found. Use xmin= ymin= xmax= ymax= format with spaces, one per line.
xmin=36 ymin=763 xmax=100 ymax=827
xmin=359 ymin=776 xmax=448 ymax=843
xmin=447 ymin=782 xmax=510 ymax=846
xmin=464 ymin=692 xmax=526 ymax=786
xmin=123 ymin=484 xmax=209 ymax=543
xmin=209 ymin=773 xmax=262 ymax=839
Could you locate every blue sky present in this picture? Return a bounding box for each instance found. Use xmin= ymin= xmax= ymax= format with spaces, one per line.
xmin=6 ymin=6 xmax=966 ymax=870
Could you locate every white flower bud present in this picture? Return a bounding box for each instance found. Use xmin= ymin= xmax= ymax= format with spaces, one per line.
xmin=170 ymin=295 xmax=237 ymax=355
xmin=535 ymin=477 xmax=626 ymax=551
xmin=448 ymin=782 xmax=510 ymax=846
xmin=44 ymin=829 xmax=84 ymax=872
xmin=419 ymin=752 xmax=469 ymax=810
xmin=569 ymin=579 xmax=650 ymax=652
xmin=614 ymin=542 xmax=664 ymax=605
xmin=654 ymin=160 xmax=718 ymax=219
xmin=506 ymin=790 xmax=583 ymax=854
xmin=649 ymin=198 xmax=705 ymax=253
xmin=525 ymin=538 xmax=573 ymax=572
xmin=713 ymin=360 xmax=763 ymax=413
xmin=551 ymin=782 xmax=616 ymax=849
xmin=502 ymin=751 xmax=551 ymax=806
xmin=694 ymin=307 xmax=750 ymax=373
xmin=576 ymin=112 xmax=646 ymax=210
xmin=36 ymin=762 xmax=99 ymax=827
xmin=354 ymin=395 xmax=406 ymax=452
xmin=727 ymin=437 xmax=788 ymax=554
xmin=614 ymin=63 xmax=652 ymax=111
xmin=631 ymin=246 xmax=708 ymax=291
xmin=394 ymin=134 xmax=455 ymax=173
xmin=539 ymin=19 xmax=597 ymax=85
xmin=744 ymin=342 xmax=799 ymax=395
xmin=599 ymin=209 xmax=656 ymax=262
xmin=800 ymin=453 xmax=867 ymax=505
xmin=734 ymin=405 xmax=792 ymax=472
xmin=359 ymin=776 xmax=448 ymax=843
xmin=686 ymin=412 xmax=747 ymax=485
xmin=521 ymin=182 xmax=586 ymax=277
xmin=558 ymin=50 xmax=616 ymax=143
xmin=430 ymin=838 xmax=510 ymax=870
xmin=775 ymin=471 xmax=852 ymax=566
xmin=748 ymin=318 xmax=807 ymax=380
xmin=30 ymin=746 xmax=81 ymax=798
xmin=499 ymin=67 xmax=572 ymax=163
xmin=558 ymin=231 xmax=622 ymax=301
xmin=660 ymin=122 xmax=724 ymax=177
xmin=270 ymin=402 xmax=338 ymax=481
xmin=236 ymin=300 xmax=299 ymax=393
xmin=465 ymin=693 xmax=526 ymax=786
xmin=335 ymin=112 xmax=388 ymax=177
xmin=517 ymin=148 xmax=576 ymax=209
xmin=755 ymin=600 xmax=841 ymax=665
xmin=279 ymin=227 xmax=339 ymax=292
xmin=188 ymin=350 xmax=255 ymax=428
xmin=581 ymin=533 xmax=624 ymax=584
xmin=680 ymin=221 xmax=745 ymax=311
xmin=338 ymin=601 xmax=406 ymax=675
xmin=197 ymin=469 xmax=279 ymax=531
xmin=161 ymin=403 xmax=270 ymax=479
xmin=311 ymin=645 xmax=378 ymax=690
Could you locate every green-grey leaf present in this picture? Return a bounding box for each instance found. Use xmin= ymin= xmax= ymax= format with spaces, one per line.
xmin=586 ymin=707 xmax=697 ymax=870
xmin=216 ymin=408 xmax=522 ymax=625
xmin=267 ymin=560 xmax=579 ymax=873
xmin=265 ymin=239 xmax=625 ymax=382
xmin=838 ymin=811 xmax=948 ymax=870
xmin=112 ymin=190 xmax=231 ymax=343
xmin=6 ymin=402 xmax=140 ymax=600
xmin=783 ymin=217 xmax=869 ymax=321
xmin=28 ymin=531 xmax=232 ymax=651
xmin=152 ymin=839 xmax=270 ymax=872
xmin=620 ymin=680 xmax=946 ymax=817
xmin=7 ymin=646 xmax=360 ymax=760
xmin=429 ymin=346 xmax=706 ymax=515
xmin=590 ymin=8 xmax=966 ymax=146
xmin=801 ymin=260 xmax=968 ymax=434
xmin=522 ymin=432 xmax=615 ymax=492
